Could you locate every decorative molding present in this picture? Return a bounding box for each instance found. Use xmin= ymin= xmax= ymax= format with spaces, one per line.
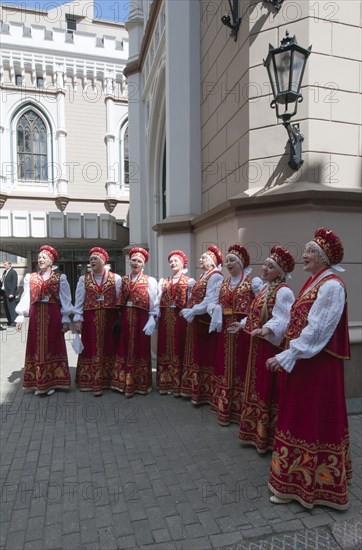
xmin=0 ymin=193 xmax=8 ymax=209
xmin=104 ymin=198 xmax=118 ymax=213
xmin=124 ymin=0 xmax=163 ymax=78
xmin=55 ymin=195 xmax=69 ymax=211
xmin=153 ymin=187 xmax=362 ymax=233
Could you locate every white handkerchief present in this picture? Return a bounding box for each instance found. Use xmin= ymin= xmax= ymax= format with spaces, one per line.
xmin=71 ymin=334 xmax=84 ymax=354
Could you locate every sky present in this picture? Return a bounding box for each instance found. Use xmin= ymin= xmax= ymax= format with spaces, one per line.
xmin=0 ymin=0 xmax=131 ymax=23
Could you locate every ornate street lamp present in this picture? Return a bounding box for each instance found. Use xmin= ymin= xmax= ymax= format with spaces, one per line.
xmin=222 ymin=2 xmax=285 ymax=42
xmin=264 ymin=31 xmax=312 ymax=170
xmin=264 ymin=0 xmax=285 ymax=12
xmin=221 ymin=0 xmax=241 ymax=41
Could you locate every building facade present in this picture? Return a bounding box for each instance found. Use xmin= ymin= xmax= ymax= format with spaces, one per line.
xmin=0 ymin=0 xmax=129 ymax=292
xmin=125 ymin=0 xmax=361 ymax=396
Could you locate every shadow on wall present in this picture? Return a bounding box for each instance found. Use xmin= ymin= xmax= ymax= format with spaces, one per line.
xmin=254 ymin=153 xmax=336 ymax=196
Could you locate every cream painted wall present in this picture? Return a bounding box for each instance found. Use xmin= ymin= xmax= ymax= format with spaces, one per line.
xmin=65 ymin=77 xmax=107 ymax=197
xmin=200 ymin=0 xmax=362 ymax=203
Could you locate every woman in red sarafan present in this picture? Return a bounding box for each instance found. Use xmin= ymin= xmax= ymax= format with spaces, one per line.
xmin=209 ymin=243 xmax=263 ymax=426
xmin=266 ymin=228 xmax=352 ymax=510
xmin=228 ymin=246 xmax=295 ymax=449
xmin=15 ymin=245 xmax=72 ymax=396
xmin=73 ymin=247 xmax=121 ymax=396
xmin=112 ymin=247 xmax=158 ymax=397
xmin=180 ymin=244 xmax=224 ymax=405
xmin=155 ymin=250 xmax=195 ymax=396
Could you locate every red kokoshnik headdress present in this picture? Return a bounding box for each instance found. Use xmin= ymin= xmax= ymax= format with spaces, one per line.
xmin=227 ymin=243 xmax=250 ymax=269
xmin=269 ymin=245 xmax=295 ymax=274
xmin=88 ymin=247 xmax=109 ymax=264
xmin=312 ymin=228 xmax=344 ymax=266
xmin=206 ymin=244 xmax=224 ymax=267
xmin=168 ymin=250 xmax=188 ymax=268
xmin=129 ymin=247 xmax=149 ymax=264
xmin=39 ymin=245 xmax=58 ymax=265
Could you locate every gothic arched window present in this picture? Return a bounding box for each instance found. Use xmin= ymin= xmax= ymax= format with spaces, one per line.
xmin=119 ymin=120 xmax=129 ymax=188
xmin=17 ymin=110 xmax=48 ymax=181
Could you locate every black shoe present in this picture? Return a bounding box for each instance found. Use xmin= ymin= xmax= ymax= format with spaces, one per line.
xmin=7 ymin=323 xmax=16 ymax=327
xmin=0 ymin=326 xmax=6 ymax=331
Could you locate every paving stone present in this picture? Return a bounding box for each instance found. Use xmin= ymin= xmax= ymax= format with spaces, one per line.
xmin=116 ymin=534 xmax=137 ymax=549
xmin=165 ymin=515 xmax=184 ymax=541
xmin=24 ymin=540 xmax=44 ymax=550
xmin=179 ymin=537 xmax=213 ymax=549
xmin=209 ymin=530 xmax=243 ymax=547
xmin=0 ymin=522 xmax=9 ymax=548
xmin=62 ymin=532 xmax=81 ymax=549
xmin=218 ymin=528 xmax=343 ymax=550
xmin=152 ymin=527 xmax=172 ymax=543
xmin=216 ymin=516 xmax=239 ymax=533
xmin=4 ymin=530 xmax=26 ymax=550
xmin=112 ymin=512 xmax=133 ymax=538
xmin=331 ymin=516 xmax=362 ymax=550
xmin=1 ymin=332 xmax=362 ymax=550
xmin=25 ymin=516 xmax=45 ymax=541
xmin=98 ymin=526 xmax=118 ymax=550
xmin=43 ymin=523 xmax=62 ymax=549
xmin=80 ymin=518 xmax=98 ymax=545
xmin=272 ymin=520 xmax=305 ymax=533
xmin=301 ymin=514 xmax=334 ymax=530
xmin=62 ymin=510 xmax=80 ymax=534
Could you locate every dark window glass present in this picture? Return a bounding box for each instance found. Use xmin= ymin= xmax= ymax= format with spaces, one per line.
xmin=124 ymin=127 xmax=129 ymax=185
xmin=17 ymin=110 xmax=48 ymax=181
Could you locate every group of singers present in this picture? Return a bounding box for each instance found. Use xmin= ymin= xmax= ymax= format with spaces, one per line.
xmin=14 ymin=227 xmax=352 ymax=511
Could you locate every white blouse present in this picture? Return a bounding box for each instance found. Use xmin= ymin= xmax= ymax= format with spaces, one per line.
xmin=276 ymin=271 xmax=346 ymax=373
xmin=209 ymin=274 xmax=264 ymax=332
xmin=239 ymin=285 xmax=294 ymax=344
xmin=262 ymin=285 xmax=295 ymax=346
xmin=15 ymin=271 xmax=73 ymax=324
xmin=181 ymin=270 xmax=224 ymax=323
xmin=73 ymin=271 xmax=122 ymax=322
xmin=155 ymin=274 xmax=196 ymax=316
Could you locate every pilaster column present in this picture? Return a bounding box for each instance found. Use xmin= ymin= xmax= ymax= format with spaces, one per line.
xmin=126 ymin=4 xmax=147 ymax=245
xmin=55 ymin=67 xmax=69 ymax=205
xmin=165 ymin=0 xmax=201 ymax=217
xmin=105 ymin=76 xmax=118 ymax=200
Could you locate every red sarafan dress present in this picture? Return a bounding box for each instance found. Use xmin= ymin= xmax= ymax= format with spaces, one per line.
xmin=180 ymin=269 xmax=223 ymax=404
xmin=17 ymin=271 xmax=71 ymax=393
xmin=112 ymin=273 xmax=157 ymax=396
xmin=239 ymin=282 xmax=294 ymax=451
xmin=211 ymin=275 xmax=255 ymax=425
xmin=269 ymin=271 xmax=352 ymax=509
xmin=74 ymin=271 xmax=119 ymax=394
xmin=156 ymin=274 xmax=194 ymax=395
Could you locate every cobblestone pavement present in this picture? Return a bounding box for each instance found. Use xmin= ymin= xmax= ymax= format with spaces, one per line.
xmin=0 ymin=322 xmax=361 ymax=550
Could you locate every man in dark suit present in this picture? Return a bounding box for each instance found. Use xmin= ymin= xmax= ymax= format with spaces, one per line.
xmin=1 ymin=260 xmax=18 ymax=328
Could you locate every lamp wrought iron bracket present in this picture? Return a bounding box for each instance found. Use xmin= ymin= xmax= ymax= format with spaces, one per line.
xmin=221 ymin=0 xmax=241 ymax=41
xmin=282 ymin=121 xmax=304 ymax=171
xmin=263 ymin=0 xmax=285 ymax=12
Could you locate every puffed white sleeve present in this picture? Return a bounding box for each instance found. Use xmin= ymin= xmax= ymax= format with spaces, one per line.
xmin=191 ymin=273 xmax=224 ymax=316
xmin=252 ymin=276 xmax=263 ymax=296
xmin=59 ymin=274 xmax=73 ymax=322
xmin=72 ymin=276 xmax=86 ymax=322
xmin=263 ymin=286 xmax=295 ymax=346
xmin=115 ymin=274 xmax=122 ymax=300
xmin=275 ymin=280 xmax=346 ymax=373
xmin=15 ymin=273 xmax=31 ymax=323
xmin=148 ymin=276 xmax=158 ymax=316
xmin=154 ymin=278 xmax=164 ymax=318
